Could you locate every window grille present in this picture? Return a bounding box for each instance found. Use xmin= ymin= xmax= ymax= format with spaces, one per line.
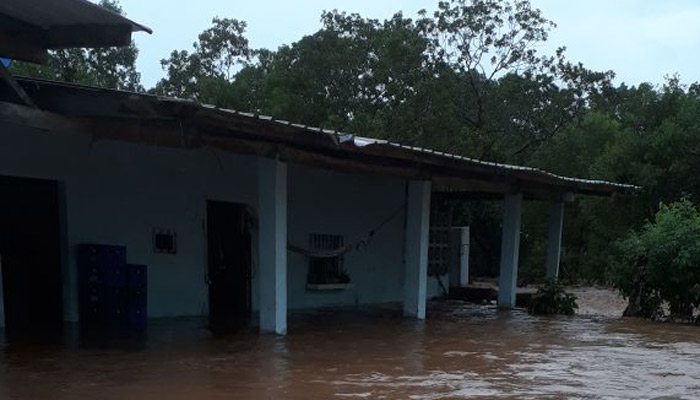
xmin=428 ymin=201 xmax=453 ymax=276
xmin=307 ymin=233 xmax=349 ymax=284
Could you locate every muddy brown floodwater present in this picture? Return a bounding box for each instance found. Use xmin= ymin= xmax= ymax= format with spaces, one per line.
xmin=1 ymin=301 xmax=699 ymax=399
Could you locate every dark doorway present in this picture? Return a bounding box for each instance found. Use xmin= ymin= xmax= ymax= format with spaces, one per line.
xmin=0 ymin=176 xmax=64 ymax=340
xmin=206 ymin=201 xmax=252 ymax=334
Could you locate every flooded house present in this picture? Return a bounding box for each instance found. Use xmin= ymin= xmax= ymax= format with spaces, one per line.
xmin=0 ymin=0 xmax=635 ymax=340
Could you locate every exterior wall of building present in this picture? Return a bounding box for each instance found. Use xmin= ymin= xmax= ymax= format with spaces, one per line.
xmin=287 ymin=165 xmax=407 ymax=309
xmin=0 ymin=123 xmax=445 ymax=322
xmin=0 ymin=123 xmax=258 ymax=321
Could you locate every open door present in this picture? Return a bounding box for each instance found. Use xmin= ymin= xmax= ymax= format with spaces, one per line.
xmin=206 ymin=201 xmax=252 ymax=333
xmin=0 ymin=176 xmax=64 ymax=341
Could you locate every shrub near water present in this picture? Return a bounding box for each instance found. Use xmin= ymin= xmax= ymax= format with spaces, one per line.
xmin=528 ymin=279 xmax=578 ymax=316
xmin=610 ymin=199 xmax=700 ymax=322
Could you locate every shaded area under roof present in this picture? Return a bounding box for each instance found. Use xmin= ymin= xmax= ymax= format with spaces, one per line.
xmin=0 ymin=77 xmax=638 ymax=200
xmin=0 ymin=0 xmax=151 ymax=63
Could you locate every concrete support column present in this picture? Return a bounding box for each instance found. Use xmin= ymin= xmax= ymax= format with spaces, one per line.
xmin=546 ymin=201 xmax=565 ymax=280
xmin=449 ymin=227 xmax=470 ymax=288
xmin=498 ymin=193 xmax=523 ymax=309
xmin=257 ymin=158 xmax=288 ymax=335
xmin=403 ymin=180 xmax=431 ymax=319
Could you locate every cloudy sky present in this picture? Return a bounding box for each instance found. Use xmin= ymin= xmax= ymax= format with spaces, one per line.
xmin=118 ymin=0 xmax=700 ymax=89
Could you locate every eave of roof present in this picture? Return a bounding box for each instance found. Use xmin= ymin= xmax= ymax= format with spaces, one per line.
xmin=0 ymin=0 xmax=151 ymax=63
xmin=0 ymin=77 xmax=639 ymax=199
xmin=252 ymin=114 xmax=636 ymax=193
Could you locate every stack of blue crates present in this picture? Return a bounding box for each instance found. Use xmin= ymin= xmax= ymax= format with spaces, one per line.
xmin=78 ymin=244 xmax=147 ymax=333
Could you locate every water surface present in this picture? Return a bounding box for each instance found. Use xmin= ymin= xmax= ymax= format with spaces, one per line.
xmin=0 ymin=302 xmax=698 ymax=399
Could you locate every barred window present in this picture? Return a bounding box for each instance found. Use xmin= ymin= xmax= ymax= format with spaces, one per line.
xmin=307 ymin=233 xmax=350 ymax=285
xmin=428 ymin=201 xmax=453 ymax=276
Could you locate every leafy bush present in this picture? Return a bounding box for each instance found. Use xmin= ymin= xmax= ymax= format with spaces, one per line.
xmin=610 ymin=199 xmax=700 ymax=321
xmin=528 ymin=279 xmax=578 ymax=316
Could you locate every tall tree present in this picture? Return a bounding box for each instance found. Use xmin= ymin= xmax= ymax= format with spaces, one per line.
xmin=153 ymin=18 xmax=251 ymax=99
xmin=414 ymin=0 xmax=614 ymax=161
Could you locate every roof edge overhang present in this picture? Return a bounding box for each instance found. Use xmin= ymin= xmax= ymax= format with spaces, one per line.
xmin=78 ymin=0 xmax=152 ymax=35
xmin=0 ymin=0 xmax=151 ymax=64
xmin=0 ymin=77 xmax=639 ymax=199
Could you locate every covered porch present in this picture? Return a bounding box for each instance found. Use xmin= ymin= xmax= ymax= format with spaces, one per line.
xmin=0 ymin=78 xmax=633 ymax=337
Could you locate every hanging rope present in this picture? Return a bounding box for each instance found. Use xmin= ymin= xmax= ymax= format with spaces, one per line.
xmin=288 ymin=203 xmax=406 ymax=258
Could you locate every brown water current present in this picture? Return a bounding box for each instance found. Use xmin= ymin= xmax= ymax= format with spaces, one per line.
xmin=0 ymin=301 xmax=699 ymax=399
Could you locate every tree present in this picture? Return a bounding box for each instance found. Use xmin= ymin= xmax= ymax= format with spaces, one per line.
xmin=414 ymin=0 xmax=615 ymax=161
xmin=155 ymin=9 xmax=432 ymax=141
xmin=521 ymin=77 xmax=700 ymax=285
xmin=611 ymin=200 xmax=700 ymax=321
xmin=155 ymin=1 xmax=615 ymax=164
xmin=153 ymin=18 xmax=251 ymax=99
xmin=12 ymin=0 xmax=144 ymax=91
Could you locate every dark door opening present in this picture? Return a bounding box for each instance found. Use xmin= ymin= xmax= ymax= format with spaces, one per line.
xmin=206 ymin=201 xmax=252 ymax=334
xmin=0 ymin=176 xmax=64 ymax=341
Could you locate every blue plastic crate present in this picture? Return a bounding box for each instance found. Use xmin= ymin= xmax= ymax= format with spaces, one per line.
xmin=126 ymin=264 xmax=147 ymax=290
xmin=97 ymin=245 xmax=126 ymax=267
xmin=126 ymin=290 xmax=147 ymax=331
xmin=78 ymin=244 xmax=128 ymax=330
xmin=77 ymin=244 xmax=127 ymax=288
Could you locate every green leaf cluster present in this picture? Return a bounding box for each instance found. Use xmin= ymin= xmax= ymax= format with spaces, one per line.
xmin=610 ymin=199 xmax=700 ymax=321
xmin=527 ymin=279 xmax=578 ymax=316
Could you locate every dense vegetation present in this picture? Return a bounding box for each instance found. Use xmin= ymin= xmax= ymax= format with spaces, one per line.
xmin=611 ymin=200 xmax=700 ymax=322
xmin=528 ymin=279 xmax=578 ymax=316
xmin=11 ymin=0 xmax=700 ymax=318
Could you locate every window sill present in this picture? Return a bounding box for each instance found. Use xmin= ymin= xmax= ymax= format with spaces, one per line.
xmin=306 ymin=283 xmax=354 ymax=292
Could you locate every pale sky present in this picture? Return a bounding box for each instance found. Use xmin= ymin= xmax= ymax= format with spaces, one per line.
xmin=118 ymin=0 xmax=700 ymax=89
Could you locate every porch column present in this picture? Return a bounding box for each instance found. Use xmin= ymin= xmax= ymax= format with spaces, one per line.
xmin=403 ymin=180 xmax=431 ymax=319
xmin=546 ymin=200 xmax=565 ymax=280
xmin=258 ymin=158 xmax=288 ymax=335
xmin=498 ymin=192 xmax=523 ymax=309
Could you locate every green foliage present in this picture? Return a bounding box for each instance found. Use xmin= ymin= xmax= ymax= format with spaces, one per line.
xmin=519 ymin=206 xmax=548 ymax=283
xmin=528 ymin=78 xmax=700 ymax=285
xmin=610 ymin=200 xmax=700 ymax=321
xmin=528 ymin=279 xmax=578 ymax=316
xmin=452 ymin=201 xmax=503 ymax=277
xmin=12 ymin=0 xmax=143 ymax=91
xmin=155 ymin=0 xmax=611 ymax=163
xmin=153 ymin=18 xmax=251 ymax=99
xmin=419 ymin=0 xmax=556 ymax=76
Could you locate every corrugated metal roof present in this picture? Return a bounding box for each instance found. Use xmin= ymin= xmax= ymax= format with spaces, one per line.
xmin=193 ymin=103 xmax=638 ymax=192
xmin=3 ymin=77 xmax=639 ymax=196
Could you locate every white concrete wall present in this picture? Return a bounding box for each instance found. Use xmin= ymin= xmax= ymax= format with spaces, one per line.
xmin=0 ymin=123 xmax=257 ymax=321
xmin=288 ymin=165 xmax=408 ymax=309
xmin=0 ymin=123 xmax=442 ymax=321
